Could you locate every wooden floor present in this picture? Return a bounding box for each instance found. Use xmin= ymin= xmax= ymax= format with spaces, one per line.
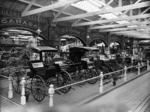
xmin=86 ymin=71 xmax=150 ymax=112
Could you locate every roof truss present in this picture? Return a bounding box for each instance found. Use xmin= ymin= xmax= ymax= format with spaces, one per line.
xmin=22 ymin=0 xmax=81 ymax=16
xmin=90 ymin=21 xmax=150 ymax=30
xmin=99 ymin=25 xmax=150 ymax=32
xmin=53 ymin=1 xmax=150 ymax=22
xmin=73 ymin=14 xmax=150 ymax=26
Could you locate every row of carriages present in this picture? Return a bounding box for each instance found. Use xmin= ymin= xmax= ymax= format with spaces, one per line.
xmin=11 ymin=46 xmax=145 ymax=102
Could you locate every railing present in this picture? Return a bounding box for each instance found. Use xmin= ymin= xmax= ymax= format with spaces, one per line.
xmin=2 ymin=60 xmax=149 ymax=106
xmin=49 ymin=60 xmax=150 ymax=107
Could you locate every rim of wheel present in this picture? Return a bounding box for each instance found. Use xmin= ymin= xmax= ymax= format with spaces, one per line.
xmin=88 ymin=69 xmax=98 ymax=84
xmin=12 ymin=72 xmax=21 ymax=94
xmin=57 ymin=71 xmax=71 ymax=93
xmin=31 ymin=75 xmax=46 ymax=102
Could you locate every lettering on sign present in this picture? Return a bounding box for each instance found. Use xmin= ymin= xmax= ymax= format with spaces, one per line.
xmin=0 ymin=18 xmax=38 ymax=29
xmin=32 ymin=62 xmax=44 ymax=68
xmin=0 ymin=7 xmax=47 ymax=23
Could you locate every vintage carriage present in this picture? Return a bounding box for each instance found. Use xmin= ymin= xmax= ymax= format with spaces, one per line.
xmin=68 ymin=46 xmax=99 ymax=84
xmin=12 ymin=46 xmax=72 ymax=102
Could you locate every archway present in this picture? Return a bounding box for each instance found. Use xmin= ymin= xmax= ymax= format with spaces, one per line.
xmin=0 ymin=27 xmax=45 ymax=48
xmin=58 ymin=35 xmax=85 ymax=53
xmin=89 ymin=38 xmax=107 ymax=54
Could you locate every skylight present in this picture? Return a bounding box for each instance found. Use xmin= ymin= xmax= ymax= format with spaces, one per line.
xmin=100 ymin=13 xmax=118 ymax=19
xmin=71 ymin=0 xmax=134 ymax=27
xmin=71 ymin=1 xmax=101 ymax=12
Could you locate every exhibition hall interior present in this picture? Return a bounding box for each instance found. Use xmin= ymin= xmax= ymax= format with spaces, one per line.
xmin=0 ymin=0 xmax=150 ymax=112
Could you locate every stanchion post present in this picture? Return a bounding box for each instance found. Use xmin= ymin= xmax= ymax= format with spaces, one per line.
xmin=138 ymin=62 xmax=140 ymax=75
xmin=99 ymin=72 xmax=103 ymax=94
xmin=8 ymin=74 xmax=13 ymax=98
xmin=124 ymin=66 xmax=127 ymax=82
xmin=131 ymin=57 xmax=134 ymax=66
xmin=147 ymin=60 xmax=149 ymax=71
xmin=21 ymin=77 xmax=26 ymax=105
xmin=49 ymin=84 xmax=54 ymax=107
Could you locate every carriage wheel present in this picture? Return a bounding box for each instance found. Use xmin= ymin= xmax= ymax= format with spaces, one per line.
xmin=87 ymin=69 xmax=98 ymax=84
xmin=57 ymin=71 xmax=72 ymax=93
xmin=77 ymin=70 xmax=87 ymax=85
xmin=102 ymin=67 xmax=112 ymax=80
xmin=12 ymin=72 xmax=22 ymax=94
xmin=31 ymin=75 xmax=46 ymax=102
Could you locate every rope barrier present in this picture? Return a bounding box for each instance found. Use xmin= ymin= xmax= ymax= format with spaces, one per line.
xmin=54 ymin=64 xmax=141 ymax=91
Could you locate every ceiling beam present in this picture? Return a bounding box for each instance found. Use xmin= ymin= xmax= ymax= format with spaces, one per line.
xmin=113 ymin=31 xmax=150 ymax=39
xmin=99 ymin=26 xmax=150 ymax=32
xmin=73 ymin=13 xmax=150 ymax=26
xmin=112 ymin=32 xmax=148 ymax=38
xmin=22 ymin=0 xmax=36 ymax=13
xmin=72 ymin=19 xmax=82 ymax=26
xmin=115 ymin=30 xmax=150 ymax=34
xmin=90 ymin=21 xmax=150 ymax=29
xmin=18 ymin=0 xmax=91 ymax=22
xmin=53 ymin=1 xmax=150 ymax=22
xmin=54 ymin=4 xmax=70 ymax=19
xmin=22 ymin=0 xmax=81 ymax=17
xmin=123 ymin=0 xmax=142 ymax=15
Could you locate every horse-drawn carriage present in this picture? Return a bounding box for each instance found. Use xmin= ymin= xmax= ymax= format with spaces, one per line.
xmin=67 ymin=46 xmax=99 ymax=84
xmin=12 ymin=46 xmax=72 ymax=102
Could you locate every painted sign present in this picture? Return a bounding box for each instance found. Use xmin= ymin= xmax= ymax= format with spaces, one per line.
xmin=0 ymin=7 xmax=47 ymax=23
xmin=0 ymin=17 xmax=38 ymax=29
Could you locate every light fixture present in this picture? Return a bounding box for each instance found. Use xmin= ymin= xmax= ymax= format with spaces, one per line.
xmin=36 ymin=28 xmax=41 ymax=34
xmin=86 ymin=29 xmax=90 ymax=39
xmin=36 ymin=13 xmax=41 ymax=34
xmin=86 ymin=35 xmax=90 ymax=39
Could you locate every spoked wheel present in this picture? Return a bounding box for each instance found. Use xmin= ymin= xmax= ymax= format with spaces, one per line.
xmin=57 ymin=71 xmax=72 ymax=93
xmin=87 ymin=69 xmax=98 ymax=84
xmin=31 ymin=75 xmax=46 ymax=102
xmin=102 ymin=66 xmax=111 ymax=80
xmin=12 ymin=71 xmax=22 ymax=94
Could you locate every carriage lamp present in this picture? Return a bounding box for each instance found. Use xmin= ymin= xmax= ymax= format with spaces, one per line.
xmin=36 ymin=28 xmax=41 ymax=34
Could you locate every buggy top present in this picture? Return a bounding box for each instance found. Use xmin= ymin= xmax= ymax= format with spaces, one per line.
xmin=28 ymin=46 xmax=57 ymax=62
xmin=69 ymin=46 xmax=98 ymax=62
xmin=69 ymin=46 xmax=98 ymax=52
xmin=28 ymin=46 xmax=57 ymax=53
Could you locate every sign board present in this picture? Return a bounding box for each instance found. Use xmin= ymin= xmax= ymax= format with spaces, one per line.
xmin=32 ymin=62 xmax=44 ymax=68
